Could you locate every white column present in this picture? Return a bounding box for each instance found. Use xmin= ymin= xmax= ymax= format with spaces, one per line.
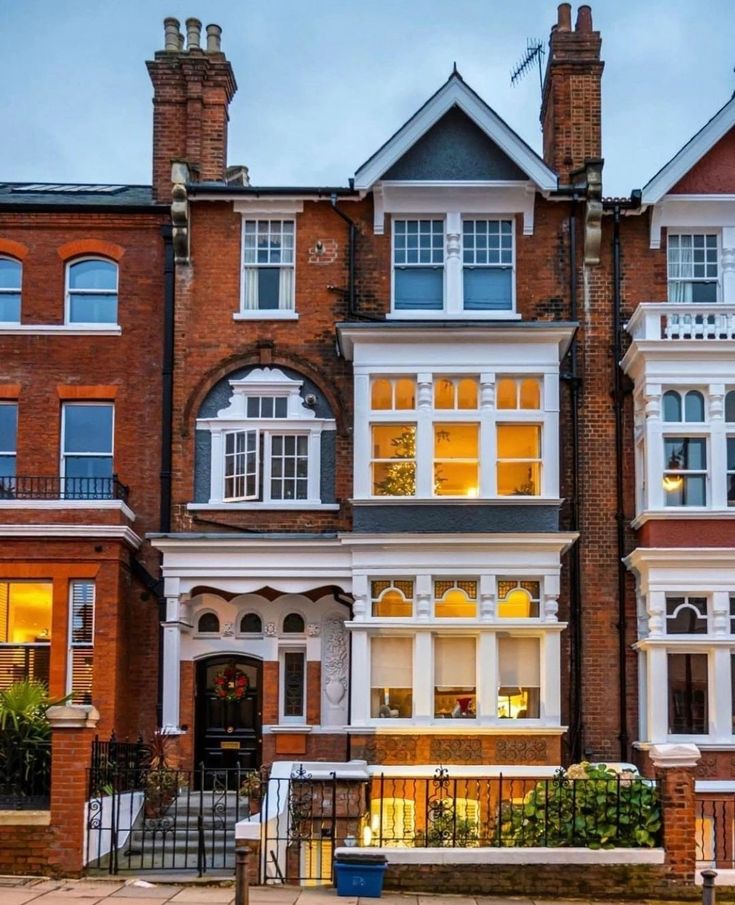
xmin=542 ymin=633 xmax=561 ymax=724
xmin=352 ymin=573 xmax=369 ymax=623
xmin=543 ymin=573 xmax=560 ymax=623
xmin=544 ymin=374 xmax=560 ymax=498
xmin=480 ymin=373 xmax=496 ymax=497
xmin=721 ymin=227 xmax=735 ymax=303
xmin=354 ymin=374 xmax=371 ymax=498
xmin=161 ymin=594 xmax=183 ymax=733
xmin=416 ymin=373 xmax=433 ymax=497
xmin=647 ymin=646 xmax=669 ymax=743
xmin=710 ymin=384 xmax=727 ymax=509
xmin=712 ymin=589 xmax=730 ymax=636
xmin=477 ymin=633 xmax=497 ymax=720
xmin=644 ymin=384 xmax=664 ymax=510
xmin=415 ymin=573 xmax=432 ymax=622
xmin=413 ymin=632 xmax=433 ymax=720
xmin=479 ymin=573 xmax=495 ymax=623
xmin=647 ymin=590 xmax=666 ymax=637
xmin=350 ymin=630 xmax=369 ymax=725
xmin=445 ymin=212 xmax=462 ymax=315
xmin=209 ymin=430 xmax=224 ymax=503
xmin=711 ymin=648 xmax=732 ymax=742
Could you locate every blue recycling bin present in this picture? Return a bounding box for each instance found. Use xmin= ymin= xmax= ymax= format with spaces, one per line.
xmin=334 ymin=855 xmax=388 ymax=897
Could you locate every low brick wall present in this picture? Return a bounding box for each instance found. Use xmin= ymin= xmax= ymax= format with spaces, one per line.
xmin=0 ymin=820 xmax=57 ymax=876
xmin=384 ymin=861 xmax=698 ymax=900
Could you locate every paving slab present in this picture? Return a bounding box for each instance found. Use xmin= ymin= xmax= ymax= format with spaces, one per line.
xmin=0 ymin=890 xmax=53 ymax=905
xmin=248 ymin=889 xmax=301 ymax=904
xmin=360 ymin=896 xmax=418 ymax=905
xmin=26 ymin=898 xmax=105 ymax=905
xmin=476 ymin=899 xmax=534 ymax=905
xmin=168 ymin=891 xmax=234 ymax=904
xmin=112 ymin=886 xmax=184 ymax=899
xmin=297 ymin=894 xmax=355 ymax=905
xmin=53 ymin=885 xmax=125 ymax=898
xmin=418 ymin=897 xmax=472 ymax=905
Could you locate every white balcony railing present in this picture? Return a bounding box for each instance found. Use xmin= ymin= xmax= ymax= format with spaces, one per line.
xmin=626 ymin=303 xmax=735 ymax=341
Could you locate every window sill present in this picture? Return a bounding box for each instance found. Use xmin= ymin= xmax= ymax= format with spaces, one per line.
xmin=0 ymin=324 xmax=121 ymax=335
xmin=263 ymin=724 xmax=313 ymax=734
xmin=632 ymin=508 xmax=735 ymax=528
xmin=188 ymin=502 xmax=339 ymax=511
xmin=0 ymin=498 xmax=135 ymax=520
xmin=386 ymin=311 xmax=522 ymax=321
xmin=352 ymin=497 xmax=562 ymax=506
xmin=348 ymin=722 xmax=565 ymax=735
xmin=233 ymin=311 xmax=299 ymax=321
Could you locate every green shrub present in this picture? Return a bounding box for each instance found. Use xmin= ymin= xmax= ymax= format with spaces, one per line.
xmin=0 ymin=680 xmax=60 ymax=799
xmin=501 ymin=762 xmax=662 ymax=849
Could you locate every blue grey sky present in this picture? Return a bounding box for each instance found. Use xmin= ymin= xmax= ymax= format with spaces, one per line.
xmin=1 ymin=0 xmax=733 ymax=195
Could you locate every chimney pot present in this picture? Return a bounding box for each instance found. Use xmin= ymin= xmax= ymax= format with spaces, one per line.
xmin=206 ymin=24 xmax=222 ymax=53
xmin=557 ymin=3 xmax=572 ymax=30
xmin=185 ymin=17 xmax=202 ymax=50
xmin=178 ymin=32 xmax=185 ymax=51
xmin=576 ymin=5 xmax=593 ymax=32
xmin=163 ymin=17 xmax=181 ymax=52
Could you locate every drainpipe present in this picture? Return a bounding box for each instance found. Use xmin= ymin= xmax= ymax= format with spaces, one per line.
xmin=160 ymin=224 xmax=175 ymax=533
xmin=330 ymin=195 xmax=357 ymax=318
xmin=564 ymin=195 xmax=584 ymax=764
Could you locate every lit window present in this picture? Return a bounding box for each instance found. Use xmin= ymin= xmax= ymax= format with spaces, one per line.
xmin=61 ymin=403 xmax=114 ymax=499
xmin=434 ymin=377 xmax=478 ymax=410
xmin=239 ymin=612 xmax=262 ymax=634
xmin=371 ymin=580 xmax=413 ymax=617
xmin=434 ymin=580 xmax=477 ymax=618
xmin=283 ymin=612 xmax=305 ymax=634
xmin=668 ymin=234 xmax=718 ymax=303
xmin=371 ymin=636 xmax=413 ymax=718
xmin=662 ymin=390 xmax=704 ymax=422
xmin=0 ymin=402 xmax=17 ymax=489
xmin=197 ymin=612 xmax=220 ymax=634
xmin=668 ymin=653 xmax=708 ymax=734
xmin=497 ymin=636 xmax=540 ymax=718
xmin=393 ymin=219 xmax=444 ymax=311
xmin=0 ymin=581 xmax=52 ymax=689
xmin=497 ymin=580 xmax=540 ymax=618
xmin=66 ymin=259 xmax=118 ymax=324
xmin=462 ymin=219 xmax=513 ymax=311
xmin=434 ymin=423 xmax=478 ymax=496
xmin=371 ymin=424 xmax=416 ymax=496
xmin=242 ymin=220 xmax=295 ymax=312
xmin=434 ymin=636 xmax=476 ymax=719
xmin=497 ymin=424 xmax=541 ymax=496
xmin=666 ymin=596 xmax=707 ymax=634
xmin=370 ymin=378 xmax=416 ymax=410
xmin=282 ymin=650 xmax=306 ymax=720
xmin=0 ymin=257 xmax=21 ymax=323
xmin=497 ymin=377 xmax=541 ymax=410
xmin=68 ymin=581 xmax=94 ymax=704
xmin=663 ymin=437 xmax=706 ymax=506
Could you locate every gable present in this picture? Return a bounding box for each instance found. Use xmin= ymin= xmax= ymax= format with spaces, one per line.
xmin=382 ymin=106 xmax=527 ymax=181
xmin=670 ymin=127 xmax=735 ymax=195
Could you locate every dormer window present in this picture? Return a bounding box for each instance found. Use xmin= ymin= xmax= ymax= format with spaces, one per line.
xmin=462 ymin=219 xmax=513 ymax=311
xmin=393 ymin=219 xmax=444 ymax=311
xmin=197 ymin=367 xmax=335 ymax=508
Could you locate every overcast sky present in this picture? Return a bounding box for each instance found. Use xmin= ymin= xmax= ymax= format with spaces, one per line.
xmin=1 ymin=0 xmax=733 ymax=196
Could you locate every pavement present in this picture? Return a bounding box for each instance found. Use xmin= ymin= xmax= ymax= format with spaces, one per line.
xmin=0 ymin=877 xmax=698 ymax=905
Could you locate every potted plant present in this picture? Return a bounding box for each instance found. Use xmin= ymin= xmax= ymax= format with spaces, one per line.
xmin=143 ymin=730 xmax=183 ymax=820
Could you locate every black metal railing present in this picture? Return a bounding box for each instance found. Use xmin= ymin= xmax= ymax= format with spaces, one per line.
xmin=0 ymin=739 xmax=51 ymax=810
xmin=89 ymin=733 xmax=151 ymax=796
xmin=696 ymin=797 xmax=735 ymax=867
xmin=0 ymin=474 xmax=129 ymax=502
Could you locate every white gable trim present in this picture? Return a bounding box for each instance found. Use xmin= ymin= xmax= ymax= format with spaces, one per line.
xmin=642 ymin=95 xmax=735 ymax=206
xmin=648 ymin=195 xmax=735 ymax=248
xmin=354 ymin=76 xmax=557 ymax=193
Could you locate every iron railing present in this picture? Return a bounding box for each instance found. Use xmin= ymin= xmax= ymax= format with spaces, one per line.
xmin=0 ymin=739 xmax=51 ymax=810
xmin=89 ymin=733 xmax=151 ymax=796
xmin=0 ymin=475 xmax=129 ymax=502
xmin=696 ymin=797 xmax=735 ymax=867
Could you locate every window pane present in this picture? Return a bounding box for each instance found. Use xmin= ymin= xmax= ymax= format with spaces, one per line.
xmin=68 ymin=260 xmax=117 ymax=290
xmin=498 ymin=637 xmax=540 ymax=718
xmin=691 ymin=282 xmax=718 ymax=303
xmin=434 ymin=424 xmax=478 ymax=497
xmin=662 ymin=391 xmax=682 ymax=422
xmin=497 ymin=424 xmax=540 ymax=458
xmin=0 ymin=294 xmax=20 ymax=322
xmin=283 ymin=613 xmax=305 ymax=633
xmin=257 ymin=267 xmax=280 ymax=309
xmin=240 ymin=613 xmax=262 ymax=633
xmin=434 ymin=637 xmax=476 ymax=718
xmin=666 ymin=596 xmax=707 ymax=634
xmin=198 ymin=613 xmax=220 ymax=633
xmin=726 ymin=391 xmax=735 ymax=422
xmin=497 ymin=462 xmax=541 ymax=496
xmin=394 ymin=268 xmax=443 ymax=310
xmin=520 ymin=379 xmax=541 ymax=409
xmin=497 ymin=583 xmax=540 ymax=618
xmin=0 ymin=582 xmax=53 ymax=643
xmin=668 ymin=653 xmax=708 ymax=734
xmin=435 ymin=587 xmax=476 ymax=618
xmin=0 ymin=259 xmax=21 ymax=290
xmin=434 ymin=378 xmax=455 ymax=409
xmin=283 ymin=651 xmax=305 ymax=718
xmin=0 ymin=404 xmax=17 ymax=453
xmin=63 ymin=405 xmax=113 ymax=453
xmin=371 ymin=637 xmax=413 ymax=718
xmin=64 ymin=456 xmax=114 ymax=480
xmin=395 ymin=379 xmax=416 ymax=410
xmin=371 ymin=379 xmax=392 ymax=410
xmin=684 ymin=392 xmax=705 ymax=422
xmin=496 ymin=379 xmax=517 ymax=409
xmin=69 ymin=293 xmax=117 ymax=324
xmin=457 ymin=379 xmax=478 ymax=409
xmin=463 ymin=268 xmax=512 ymax=311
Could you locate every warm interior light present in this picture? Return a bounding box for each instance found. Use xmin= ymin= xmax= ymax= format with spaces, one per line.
xmin=662 ymin=474 xmax=684 ymax=492
xmin=7 ymin=583 xmax=53 ymax=644
xmin=466 ymin=485 xmax=479 ymax=497
xmin=361 ymin=824 xmax=373 ymax=846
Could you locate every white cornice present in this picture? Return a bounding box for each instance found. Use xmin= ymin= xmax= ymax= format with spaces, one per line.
xmin=625 ymin=547 xmax=735 ymax=572
xmin=0 ymin=499 xmax=135 ymax=521
xmin=0 ymin=524 xmax=142 ymax=548
xmin=353 ymin=76 xmax=557 ymax=192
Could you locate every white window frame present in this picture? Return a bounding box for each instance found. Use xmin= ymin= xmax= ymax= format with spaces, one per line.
xmin=0 ymin=401 xmax=17 ymax=482
xmin=60 ymin=401 xmax=115 ymax=496
xmin=64 ymin=257 xmax=119 ymax=327
xmin=359 ymin=371 xmax=554 ymax=500
xmin=0 ymin=256 xmax=22 ymax=324
xmin=238 ymin=218 xmax=297 ymax=320
xmin=66 ymin=580 xmax=95 ymax=702
xmin=662 ymin=433 xmax=708 ymax=508
xmin=667 ymin=231 xmax=720 ymax=303
xmin=461 ymin=217 xmax=516 ymax=314
xmin=198 ymin=368 xmax=334 ymax=509
xmin=279 ymin=646 xmax=307 ymax=724
xmin=391 ymin=216 xmax=446 ymax=314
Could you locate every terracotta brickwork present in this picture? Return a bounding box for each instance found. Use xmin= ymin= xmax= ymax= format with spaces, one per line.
xmin=348 ymin=733 xmax=562 ymax=765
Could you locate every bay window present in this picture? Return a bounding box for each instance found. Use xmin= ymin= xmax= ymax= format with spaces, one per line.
xmin=434 ymin=636 xmax=476 ymax=719
xmin=371 ymin=636 xmax=413 ymax=718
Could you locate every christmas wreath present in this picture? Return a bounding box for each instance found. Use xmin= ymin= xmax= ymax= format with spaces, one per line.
xmin=213 ymin=663 xmax=249 ymax=702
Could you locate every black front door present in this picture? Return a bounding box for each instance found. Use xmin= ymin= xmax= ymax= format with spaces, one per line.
xmin=195 ymin=655 xmax=262 ymax=770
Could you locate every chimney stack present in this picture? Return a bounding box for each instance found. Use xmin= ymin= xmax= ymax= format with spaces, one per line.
xmin=147 ymin=16 xmax=237 ymax=202
xmin=540 ymin=3 xmax=604 ymax=183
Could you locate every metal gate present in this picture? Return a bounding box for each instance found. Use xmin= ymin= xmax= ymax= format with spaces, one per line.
xmin=85 ymin=735 xmax=261 ymax=875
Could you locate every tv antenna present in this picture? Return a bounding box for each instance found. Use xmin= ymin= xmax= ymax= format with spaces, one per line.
xmin=510 ymin=39 xmax=545 ymax=93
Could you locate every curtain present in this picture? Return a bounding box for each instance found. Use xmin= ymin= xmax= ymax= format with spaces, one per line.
xmin=669 ymin=238 xmax=693 ymax=303
xmin=498 ymin=636 xmax=540 ymax=686
xmin=434 ymin=636 xmax=476 ymax=686
xmin=243 ymin=267 xmax=259 ymax=310
xmin=279 ymin=267 xmax=294 ymax=310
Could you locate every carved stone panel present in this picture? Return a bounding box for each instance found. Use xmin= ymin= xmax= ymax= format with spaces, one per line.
xmin=321 ymin=616 xmax=349 ymax=726
xmin=430 ymin=736 xmax=482 ymax=763
xmin=495 ymin=737 xmax=548 ymax=763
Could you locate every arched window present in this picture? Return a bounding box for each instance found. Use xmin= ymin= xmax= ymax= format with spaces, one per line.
xmin=434 ymin=580 xmax=477 ymax=618
xmin=0 ymin=257 xmax=21 ymax=323
xmin=371 ymin=580 xmax=413 ymax=617
xmin=283 ymin=612 xmax=305 ymax=633
xmin=239 ymin=612 xmax=262 ymax=634
xmin=726 ymin=391 xmax=735 ymax=423
xmin=684 ymin=391 xmax=705 ymax=422
xmin=497 ymin=580 xmax=541 ymax=618
xmin=662 ymin=390 xmax=682 ymax=422
xmin=197 ymin=612 xmax=220 ymax=634
xmin=66 ymin=258 xmax=118 ymax=324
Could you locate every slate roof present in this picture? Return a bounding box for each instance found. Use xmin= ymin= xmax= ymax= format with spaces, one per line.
xmin=0 ymin=182 xmax=162 ymax=209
